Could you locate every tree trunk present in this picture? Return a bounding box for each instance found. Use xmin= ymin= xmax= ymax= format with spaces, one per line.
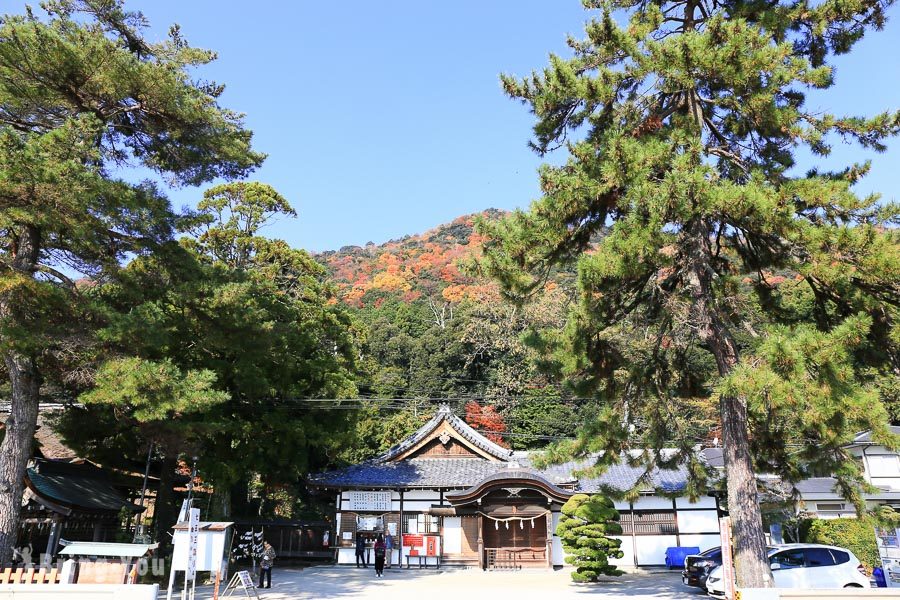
xmin=153 ymin=453 xmax=179 ymax=555
xmin=0 ymin=224 xmax=42 ymax=566
xmin=686 ymin=219 xmax=772 ymax=588
xmin=0 ymin=354 xmax=40 ymax=566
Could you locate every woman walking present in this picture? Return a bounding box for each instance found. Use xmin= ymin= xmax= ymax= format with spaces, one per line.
xmin=373 ymin=534 xmax=386 ymax=578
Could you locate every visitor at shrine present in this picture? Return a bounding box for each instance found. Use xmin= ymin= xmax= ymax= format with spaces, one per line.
xmin=355 ymin=532 xmax=367 ymax=567
xmin=374 ymin=534 xmax=386 ymax=577
xmin=259 ymin=541 xmax=276 ymax=589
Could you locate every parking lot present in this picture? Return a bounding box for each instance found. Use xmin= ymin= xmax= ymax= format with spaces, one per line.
xmin=177 ymin=566 xmax=699 ymax=600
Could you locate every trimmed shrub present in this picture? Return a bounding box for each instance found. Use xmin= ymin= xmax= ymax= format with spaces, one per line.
xmin=802 ymin=517 xmax=879 ymax=570
xmin=557 ymin=493 xmax=624 ymax=582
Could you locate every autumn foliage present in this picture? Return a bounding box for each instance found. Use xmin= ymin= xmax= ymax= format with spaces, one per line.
xmin=464 ymin=401 xmax=508 ymax=447
xmin=318 ymin=211 xmax=503 ymax=307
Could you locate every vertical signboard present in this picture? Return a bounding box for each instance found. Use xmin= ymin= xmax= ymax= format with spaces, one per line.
xmin=719 ymin=517 xmax=736 ymax=600
xmin=185 ymin=508 xmax=200 ymax=595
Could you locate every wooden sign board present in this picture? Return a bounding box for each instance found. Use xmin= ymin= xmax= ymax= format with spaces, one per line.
xmin=223 ymin=570 xmax=259 ymax=599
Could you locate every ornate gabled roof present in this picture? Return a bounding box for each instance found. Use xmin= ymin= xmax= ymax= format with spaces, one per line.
xmin=375 ymin=404 xmax=512 ymax=463
xmin=446 ymin=470 xmax=574 ymax=504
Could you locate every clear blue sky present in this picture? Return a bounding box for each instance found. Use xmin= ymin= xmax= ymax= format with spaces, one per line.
xmin=7 ymin=1 xmax=899 ymax=252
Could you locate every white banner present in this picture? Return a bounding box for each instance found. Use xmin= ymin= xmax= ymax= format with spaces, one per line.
xmin=349 ymin=491 xmax=391 ymax=511
xmin=186 ymin=508 xmax=200 ymax=582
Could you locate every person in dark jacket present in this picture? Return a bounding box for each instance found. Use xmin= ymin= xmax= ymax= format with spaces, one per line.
xmin=373 ymin=534 xmax=386 ymax=578
xmin=355 ymin=533 xmax=367 ymax=568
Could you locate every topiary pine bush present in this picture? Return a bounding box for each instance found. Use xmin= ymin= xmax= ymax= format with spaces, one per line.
xmin=557 ymin=493 xmax=625 ymax=582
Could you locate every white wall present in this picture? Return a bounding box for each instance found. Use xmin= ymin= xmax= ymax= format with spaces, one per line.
xmin=678 ymin=510 xmax=719 ymax=534
xmin=634 ymin=535 xmax=679 ymax=565
xmin=443 ymin=517 xmax=462 ymax=554
xmin=632 ymin=496 xmax=675 ymax=510
xmin=609 ymin=536 xmax=635 ymax=567
xmin=679 ymin=534 xmax=721 ymax=553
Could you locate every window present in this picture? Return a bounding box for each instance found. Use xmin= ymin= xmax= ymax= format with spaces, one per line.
xmin=804 ymin=548 xmax=836 ymax=567
xmin=868 ymin=455 xmax=900 ymax=477
xmin=816 ymin=503 xmax=846 ymax=512
xmin=624 ymin=511 xmax=677 ymax=535
xmin=403 ymin=514 xmax=439 ymax=534
xmin=770 ymin=549 xmax=804 ymax=569
xmin=831 ymin=549 xmax=850 ymax=565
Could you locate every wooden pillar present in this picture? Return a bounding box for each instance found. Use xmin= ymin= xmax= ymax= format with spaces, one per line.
xmin=672 ymin=498 xmax=681 ymax=547
xmin=398 ymin=490 xmax=404 ymax=567
xmin=45 ymin=518 xmax=62 ymax=562
xmin=477 ymin=514 xmax=484 ymax=570
xmin=630 ymin=502 xmax=638 ymax=567
xmin=545 ymin=510 xmax=552 ymax=569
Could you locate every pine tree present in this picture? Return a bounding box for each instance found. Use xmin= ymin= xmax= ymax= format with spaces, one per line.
xmin=556 ymin=493 xmax=623 ymax=582
xmin=479 ymin=0 xmax=899 ymax=587
xmin=0 ymin=0 xmax=262 ymax=563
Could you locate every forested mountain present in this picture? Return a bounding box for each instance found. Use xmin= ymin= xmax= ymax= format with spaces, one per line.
xmin=315 ymin=211 xmax=589 ymax=457
xmin=318 ymin=210 xmax=503 ymax=309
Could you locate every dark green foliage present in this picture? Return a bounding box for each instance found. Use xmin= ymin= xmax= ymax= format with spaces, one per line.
xmin=478 ymin=0 xmax=899 ymax=585
xmin=59 ymin=183 xmax=359 ymax=527
xmin=0 ymin=0 xmax=264 ymax=561
xmin=557 ymin=493 xmax=624 ymax=582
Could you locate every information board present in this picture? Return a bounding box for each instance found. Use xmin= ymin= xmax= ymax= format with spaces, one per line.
xmin=238 ymin=570 xmax=253 ymax=588
xmin=402 ymin=534 xmax=423 ymax=549
xmin=348 ymin=491 xmax=391 ymax=511
xmin=186 ymin=508 xmax=200 ymax=581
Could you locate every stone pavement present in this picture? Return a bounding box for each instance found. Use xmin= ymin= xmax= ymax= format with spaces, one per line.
xmin=166 ymin=565 xmax=701 ymax=600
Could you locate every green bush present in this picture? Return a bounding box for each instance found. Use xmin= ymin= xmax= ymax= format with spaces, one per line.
xmin=556 ymin=493 xmax=624 ymax=582
xmin=802 ymin=517 xmax=879 ymax=570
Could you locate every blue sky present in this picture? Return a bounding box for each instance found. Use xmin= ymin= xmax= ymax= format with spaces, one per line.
xmin=6 ymin=1 xmax=899 ymax=252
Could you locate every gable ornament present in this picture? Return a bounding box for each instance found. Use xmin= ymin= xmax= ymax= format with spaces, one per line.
xmin=438 ymin=431 xmax=451 ymax=446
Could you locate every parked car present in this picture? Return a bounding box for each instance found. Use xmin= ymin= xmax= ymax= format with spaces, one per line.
xmin=682 ymin=546 xmax=723 ymax=589
xmin=706 ymin=544 xmax=869 ymax=596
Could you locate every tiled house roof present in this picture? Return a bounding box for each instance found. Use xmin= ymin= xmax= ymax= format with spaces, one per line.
xmin=375 ymin=405 xmax=512 ymax=462
xmin=309 ymin=459 xmax=510 ymax=489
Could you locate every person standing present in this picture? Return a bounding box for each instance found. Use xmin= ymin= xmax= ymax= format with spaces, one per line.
xmin=373 ymin=534 xmax=386 ymax=578
xmin=259 ymin=541 xmax=276 ymax=589
xmin=355 ymin=533 xmax=367 ymax=568
xmin=384 ymin=531 xmax=394 ymax=569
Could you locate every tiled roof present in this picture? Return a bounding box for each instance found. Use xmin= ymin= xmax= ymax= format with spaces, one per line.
xmin=26 ymin=468 xmax=143 ymax=513
xmin=309 ymin=453 xmax=694 ymax=494
xmin=375 ymin=404 xmax=512 ymax=462
xmin=851 ymin=426 xmax=900 ymax=444
xmin=308 ymin=458 xmax=509 ymax=489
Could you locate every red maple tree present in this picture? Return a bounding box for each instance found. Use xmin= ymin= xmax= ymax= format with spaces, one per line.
xmin=464 ymin=401 xmax=508 ymax=447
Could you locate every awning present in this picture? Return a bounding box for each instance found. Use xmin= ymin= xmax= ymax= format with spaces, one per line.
xmin=59 ymin=542 xmax=158 ymax=558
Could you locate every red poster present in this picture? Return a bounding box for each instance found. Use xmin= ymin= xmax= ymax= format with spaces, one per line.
xmin=403 ymin=534 xmax=423 ymax=548
xmin=426 ymin=536 xmax=437 ymax=556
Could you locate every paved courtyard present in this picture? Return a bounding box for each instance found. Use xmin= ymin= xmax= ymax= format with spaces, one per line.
xmin=174 ymin=566 xmax=702 ymax=600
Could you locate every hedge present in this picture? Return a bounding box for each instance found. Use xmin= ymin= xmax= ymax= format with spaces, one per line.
xmin=801 ymin=517 xmax=880 ymax=570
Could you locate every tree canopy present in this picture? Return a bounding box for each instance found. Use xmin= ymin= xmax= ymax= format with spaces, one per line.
xmin=0 ymin=0 xmax=263 ymax=562
xmin=479 ymin=0 xmax=899 ymax=587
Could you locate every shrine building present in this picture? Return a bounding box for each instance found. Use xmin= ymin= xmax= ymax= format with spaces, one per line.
xmin=307 ymin=405 xmax=723 ymax=569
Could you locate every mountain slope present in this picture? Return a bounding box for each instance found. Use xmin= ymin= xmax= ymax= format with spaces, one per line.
xmin=317 ymin=210 xmax=505 ymax=307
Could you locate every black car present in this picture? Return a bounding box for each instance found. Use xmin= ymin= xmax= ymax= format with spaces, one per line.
xmin=681 ymin=547 xmax=722 ymax=589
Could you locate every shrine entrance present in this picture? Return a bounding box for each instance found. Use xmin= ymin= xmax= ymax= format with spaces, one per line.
xmin=445 ymin=471 xmax=573 ymax=570
xmin=481 ymin=506 xmax=549 ymax=570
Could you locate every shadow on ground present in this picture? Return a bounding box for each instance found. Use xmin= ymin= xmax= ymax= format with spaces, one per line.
xmin=170 ymin=565 xmax=699 ymax=599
